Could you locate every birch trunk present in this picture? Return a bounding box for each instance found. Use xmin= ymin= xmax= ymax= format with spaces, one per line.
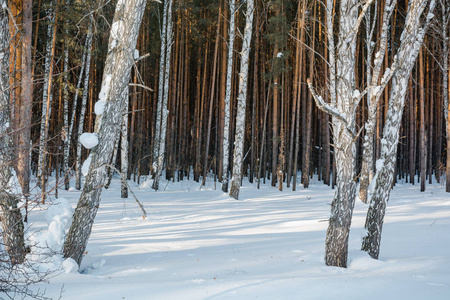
xmin=0 ymin=1 xmax=26 ymax=265
xmin=362 ymin=0 xmax=435 ymax=259
xmin=359 ymin=0 xmax=397 ymax=203
xmin=64 ymin=34 xmax=89 ymax=190
xmin=63 ymin=0 xmax=148 ymax=266
xmin=152 ymin=0 xmax=168 ymax=175
xmin=121 ymin=87 xmax=129 ymax=198
xmin=63 ymin=21 xmax=70 ymax=190
xmin=442 ymin=0 xmax=450 ymax=192
xmin=229 ymin=0 xmax=254 ymax=200
xmin=75 ymin=21 xmax=93 ymax=190
xmin=37 ymin=4 xmax=55 ymax=183
xmin=307 ymin=0 xmax=375 ymax=267
xmin=152 ymin=0 xmax=173 ymax=191
xmin=222 ymin=0 xmax=236 ymax=193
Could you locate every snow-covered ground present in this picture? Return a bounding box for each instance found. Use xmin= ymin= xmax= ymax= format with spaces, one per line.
xmin=14 ymin=176 xmax=450 ymax=299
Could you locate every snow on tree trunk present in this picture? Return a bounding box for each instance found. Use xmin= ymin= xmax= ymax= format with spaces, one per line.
xmin=63 ymin=0 xmax=148 ymax=266
xmin=37 ymin=5 xmax=55 ymax=184
xmin=152 ymin=0 xmax=173 ymax=191
xmin=152 ymin=0 xmax=169 ymax=175
xmin=0 ymin=1 xmax=26 ymax=264
xmin=229 ymin=0 xmax=254 ymax=200
xmin=121 ymin=87 xmax=129 ymax=198
xmin=222 ymin=0 xmax=236 ymax=193
xmin=75 ymin=21 xmax=93 ymax=190
xmin=362 ymin=0 xmax=435 ymax=259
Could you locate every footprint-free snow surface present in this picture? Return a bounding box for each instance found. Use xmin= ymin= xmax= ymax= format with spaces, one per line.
xmin=18 ymin=177 xmax=450 ymax=299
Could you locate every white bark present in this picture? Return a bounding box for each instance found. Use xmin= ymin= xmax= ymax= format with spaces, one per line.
xmin=229 ymin=0 xmax=254 ymax=200
xmin=75 ymin=20 xmax=94 ymax=190
xmin=359 ymin=0 xmax=397 ymax=203
xmin=121 ymin=87 xmax=129 ymax=198
xmin=37 ymin=5 xmax=55 ymax=182
xmin=63 ymin=25 xmax=70 ymax=190
xmin=0 ymin=0 xmax=26 ymax=264
xmin=221 ymin=0 xmax=236 ymax=193
xmin=152 ymin=0 xmax=173 ymax=191
xmin=441 ymin=0 xmax=450 ymax=192
xmin=63 ymin=0 xmax=148 ymax=266
xmin=362 ymin=0 xmax=436 ymax=259
xmin=307 ymin=0 xmax=374 ymax=268
xmin=152 ymin=0 xmax=169 ymax=174
xmin=64 ymin=33 xmax=89 ymax=190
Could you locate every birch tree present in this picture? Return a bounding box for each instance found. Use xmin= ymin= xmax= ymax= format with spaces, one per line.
xmin=0 ymin=0 xmax=26 ymax=265
xmin=229 ymin=0 xmax=255 ymax=200
xmin=121 ymin=87 xmax=129 ymax=198
xmin=222 ymin=0 xmax=236 ymax=193
xmin=152 ymin=0 xmax=173 ymax=191
xmin=63 ymin=0 xmax=148 ymax=266
xmin=362 ymin=0 xmax=436 ymax=259
xmin=75 ymin=20 xmax=94 ymax=190
xmin=37 ymin=2 xmax=55 ymax=186
xmin=359 ymin=0 xmax=398 ymax=203
xmin=307 ymin=0 xmax=374 ymax=267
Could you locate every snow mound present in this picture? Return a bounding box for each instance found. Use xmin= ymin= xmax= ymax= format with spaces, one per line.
xmin=63 ymin=258 xmax=79 ymax=273
xmin=28 ymin=198 xmax=74 ymax=272
xmin=80 ymin=132 xmax=98 ymax=149
xmin=348 ymin=251 xmax=384 ymax=270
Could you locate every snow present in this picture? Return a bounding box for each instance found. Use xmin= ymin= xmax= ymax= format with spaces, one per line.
xmin=134 ymin=49 xmax=140 ymax=60
xmin=79 ymin=132 xmax=98 ymax=149
xmin=81 ymin=154 xmax=92 ymax=176
xmin=16 ymin=176 xmax=450 ymax=299
xmin=276 ymin=52 xmax=283 ymax=58
xmin=94 ymin=99 xmax=106 ymax=115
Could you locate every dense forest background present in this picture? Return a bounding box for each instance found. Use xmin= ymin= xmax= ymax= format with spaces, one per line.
xmin=1 ymin=0 xmax=449 ymax=281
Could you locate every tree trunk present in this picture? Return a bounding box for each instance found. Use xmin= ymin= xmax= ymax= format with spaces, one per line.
xmin=75 ymin=21 xmax=94 ymax=190
xmin=153 ymin=0 xmax=173 ymax=190
xmin=229 ymin=0 xmax=254 ymax=199
xmin=0 ymin=1 xmax=26 ymax=265
xmin=362 ymin=0 xmax=435 ymax=259
xmin=221 ymin=0 xmax=236 ymax=192
xmin=63 ymin=0 xmax=148 ymax=266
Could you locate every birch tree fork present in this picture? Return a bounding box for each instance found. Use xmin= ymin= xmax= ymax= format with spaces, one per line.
xmin=63 ymin=0 xmax=148 ymax=266
xmin=229 ymin=0 xmax=254 ymax=200
xmin=0 ymin=0 xmax=26 ymax=265
xmin=307 ymin=0 xmax=374 ymax=267
xmin=362 ymin=0 xmax=436 ymax=259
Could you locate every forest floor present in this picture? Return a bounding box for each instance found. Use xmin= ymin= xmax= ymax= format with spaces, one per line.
xmin=14 ymin=175 xmax=450 ymax=299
